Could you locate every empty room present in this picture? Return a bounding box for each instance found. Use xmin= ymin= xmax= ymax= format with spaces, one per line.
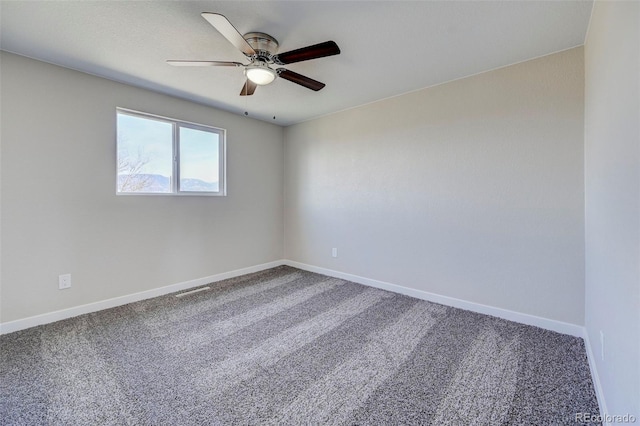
xmin=1 ymin=1 xmax=638 ymax=424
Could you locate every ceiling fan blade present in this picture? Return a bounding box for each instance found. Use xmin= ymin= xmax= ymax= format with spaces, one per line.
xmin=277 ymin=69 xmax=325 ymax=91
xmin=240 ymin=79 xmax=257 ymax=96
xmin=167 ymin=60 xmax=243 ymax=67
xmin=274 ymin=41 xmax=340 ymax=65
xmin=201 ymin=13 xmax=256 ymax=57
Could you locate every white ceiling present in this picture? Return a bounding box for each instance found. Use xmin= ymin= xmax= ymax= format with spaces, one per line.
xmin=0 ymin=1 xmax=593 ymax=126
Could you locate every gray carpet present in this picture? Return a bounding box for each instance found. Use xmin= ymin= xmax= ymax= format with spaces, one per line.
xmin=0 ymin=266 xmax=600 ymax=425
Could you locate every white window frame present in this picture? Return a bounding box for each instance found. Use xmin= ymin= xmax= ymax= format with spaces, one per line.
xmin=116 ymin=108 xmax=226 ymax=196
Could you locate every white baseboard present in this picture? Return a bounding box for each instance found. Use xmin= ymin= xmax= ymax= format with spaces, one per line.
xmin=1 ymin=258 xmax=585 ymax=339
xmin=0 ymin=260 xmax=285 ymax=335
xmin=583 ymin=330 xmax=609 ymax=423
xmin=283 ymin=260 xmax=585 ymax=337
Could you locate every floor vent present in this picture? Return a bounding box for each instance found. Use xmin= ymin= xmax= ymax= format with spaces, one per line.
xmin=175 ymin=286 xmax=211 ymax=298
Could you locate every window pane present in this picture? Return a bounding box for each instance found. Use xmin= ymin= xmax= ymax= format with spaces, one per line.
xmin=179 ymin=127 xmax=220 ymax=192
xmin=117 ymin=113 xmax=173 ymax=193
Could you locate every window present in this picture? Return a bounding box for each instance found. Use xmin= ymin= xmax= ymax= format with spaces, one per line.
xmin=116 ymin=108 xmax=225 ymax=195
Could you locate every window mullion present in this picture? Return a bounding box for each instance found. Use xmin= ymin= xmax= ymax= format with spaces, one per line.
xmin=173 ymin=123 xmax=179 ymax=193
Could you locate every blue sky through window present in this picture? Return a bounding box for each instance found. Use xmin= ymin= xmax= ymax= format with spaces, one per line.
xmin=117 ymin=113 xmax=172 ymax=178
xmin=179 ymin=127 xmax=219 ymax=184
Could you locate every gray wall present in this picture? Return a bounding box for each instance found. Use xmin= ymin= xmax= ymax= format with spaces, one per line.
xmin=284 ymin=47 xmax=585 ymax=325
xmin=0 ymin=52 xmax=284 ymax=323
xmin=584 ymin=1 xmax=640 ymax=418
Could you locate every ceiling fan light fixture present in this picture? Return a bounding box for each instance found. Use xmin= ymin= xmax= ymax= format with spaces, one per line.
xmin=245 ymin=64 xmax=277 ymax=85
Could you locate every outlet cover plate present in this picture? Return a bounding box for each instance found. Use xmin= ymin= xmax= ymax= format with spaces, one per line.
xmin=59 ymin=274 xmax=71 ymax=290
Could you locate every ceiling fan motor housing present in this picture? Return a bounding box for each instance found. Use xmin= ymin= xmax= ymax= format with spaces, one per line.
xmin=243 ymin=32 xmax=279 ymax=60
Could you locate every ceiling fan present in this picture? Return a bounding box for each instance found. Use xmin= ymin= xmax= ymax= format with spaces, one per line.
xmin=168 ymin=13 xmax=341 ymax=96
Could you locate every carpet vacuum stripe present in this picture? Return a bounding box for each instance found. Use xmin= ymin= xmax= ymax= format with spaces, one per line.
xmin=198 ymin=287 xmax=391 ymax=392
xmin=40 ymin=319 xmax=137 ymax=425
xmin=137 ymin=271 xmax=303 ymax=327
xmin=269 ymin=301 xmax=448 ymax=425
xmin=175 ymin=277 xmax=344 ymax=349
xmin=433 ymin=328 xmax=520 ymax=425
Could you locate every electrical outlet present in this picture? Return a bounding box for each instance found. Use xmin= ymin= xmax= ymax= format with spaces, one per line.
xmin=600 ymin=331 xmax=605 ymax=361
xmin=59 ymin=274 xmax=71 ymax=290
xmin=332 ymin=248 xmax=338 ymax=258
